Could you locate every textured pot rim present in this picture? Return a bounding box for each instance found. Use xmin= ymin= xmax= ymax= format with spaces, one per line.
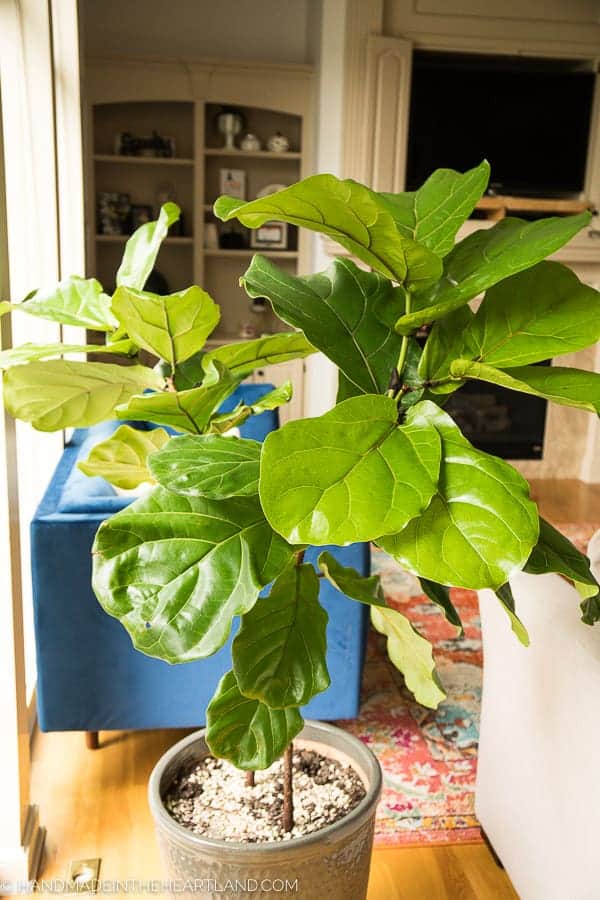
xmin=148 ymin=719 xmax=382 ymax=855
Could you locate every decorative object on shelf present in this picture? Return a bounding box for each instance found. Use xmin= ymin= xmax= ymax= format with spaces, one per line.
xmin=250 ymin=297 xmax=268 ymax=314
xmin=250 ymin=221 xmax=288 ymax=250
xmin=219 ymin=225 xmax=246 ymax=250
xmin=97 ymin=192 xmax=131 ymax=235
xmin=216 ymin=107 xmax=245 ymax=150
xmin=204 ymin=222 xmax=219 ymax=250
xmin=115 ymin=130 xmax=175 ymax=158
xmin=256 ymin=183 xmax=288 ymax=199
xmin=219 ymin=168 xmax=246 ymax=200
xmin=130 ymin=205 xmax=154 ymax=232
xmin=240 ymin=133 xmax=261 ymax=152
xmin=239 ymin=321 xmax=257 ymax=339
xmin=266 ymin=131 xmax=290 ymax=152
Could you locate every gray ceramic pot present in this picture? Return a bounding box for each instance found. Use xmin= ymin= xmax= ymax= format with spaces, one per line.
xmin=148 ymin=720 xmax=382 ymax=900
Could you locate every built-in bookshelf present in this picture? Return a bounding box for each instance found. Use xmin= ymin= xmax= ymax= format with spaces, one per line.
xmin=88 ymin=98 xmax=308 ymax=339
xmin=84 ymin=59 xmax=314 ymax=420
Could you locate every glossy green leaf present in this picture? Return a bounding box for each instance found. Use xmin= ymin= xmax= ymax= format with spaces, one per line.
xmin=379 ymin=401 xmax=539 ymax=590
xmin=317 ymin=551 xmax=385 ymax=606
xmin=92 ymin=488 xmax=294 ymax=663
xmin=581 ymin=595 xmax=600 ymax=626
xmin=149 ymin=434 xmax=261 ymax=498
xmin=216 ymin=174 xmax=442 ymax=289
xmin=172 ymin=353 xmax=206 ymax=391
xmin=395 ymin=212 xmax=591 ymax=334
xmin=2 ymin=360 xmax=162 ymax=431
xmin=420 ymin=261 xmax=600 ymax=389
xmin=418 ymin=307 xmax=474 ymax=395
xmin=111 ymin=285 xmax=220 ymax=365
xmin=116 ymin=361 xmax=238 ymax=434
xmin=116 ymin=202 xmax=180 ymax=290
xmin=259 ymin=394 xmax=441 ymax=545
xmin=78 ymin=424 xmax=170 ymax=489
xmin=376 ymin=160 xmax=490 ymax=257
xmin=206 ymin=670 xmax=303 ymax=770
xmin=419 ymin=579 xmax=462 ymax=632
xmin=204 ymin=331 xmax=315 ymax=378
xmin=13 ymin=276 xmax=117 ymax=331
xmin=461 ymin=262 xmax=600 ymax=366
xmin=233 ymin=560 xmax=329 ymax=708
xmin=242 ymin=255 xmax=403 ymax=396
xmin=450 ymin=359 xmax=600 ymax=414
xmin=0 ymin=339 xmax=136 ymax=369
xmin=208 ymin=382 xmax=293 ymax=434
xmin=370 ymin=605 xmax=445 ymax=708
xmin=525 ymin=517 xmax=600 ymax=603
xmin=495 ymin=583 xmax=530 ymax=646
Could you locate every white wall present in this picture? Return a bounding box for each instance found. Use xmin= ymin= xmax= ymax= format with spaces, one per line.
xmin=304 ymin=0 xmax=347 ymax=416
xmin=83 ymin=0 xmax=321 ymax=65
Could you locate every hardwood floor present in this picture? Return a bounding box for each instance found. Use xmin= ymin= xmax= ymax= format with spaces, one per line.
xmin=31 ymin=728 xmax=518 ymax=899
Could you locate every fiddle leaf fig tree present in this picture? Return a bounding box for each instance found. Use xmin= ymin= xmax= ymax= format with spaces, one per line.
xmin=3 ymin=166 xmax=600 ymax=830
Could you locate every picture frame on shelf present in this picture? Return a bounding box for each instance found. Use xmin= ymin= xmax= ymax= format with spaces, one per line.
xmin=129 ymin=204 xmax=154 ymax=231
xmin=250 ymin=221 xmax=288 ymax=250
xmin=115 ymin=131 xmax=175 ymax=158
xmin=97 ymin=192 xmax=131 ymax=235
xmin=219 ymin=168 xmax=246 ymax=200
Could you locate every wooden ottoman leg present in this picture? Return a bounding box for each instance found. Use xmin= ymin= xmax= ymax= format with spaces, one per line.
xmin=85 ymin=731 xmax=99 ymax=750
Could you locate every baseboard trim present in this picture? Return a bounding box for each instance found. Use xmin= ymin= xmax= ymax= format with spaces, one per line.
xmin=0 ymin=805 xmax=46 ymax=892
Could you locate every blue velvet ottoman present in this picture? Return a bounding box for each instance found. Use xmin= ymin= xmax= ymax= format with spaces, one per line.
xmin=30 ymin=384 xmax=370 ymax=737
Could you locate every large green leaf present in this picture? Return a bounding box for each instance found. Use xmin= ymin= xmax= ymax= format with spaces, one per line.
xmin=242 ymin=255 xmax=403 ymax=396
xmin=420 ymin=262 xmax=600 ymax=388
xmin=395 ymin=212 xmax=591 ymax=334
xmin=450 ymin=360 xmax=600 ymax=414
xmin=233 ymin=560 xmax=329 ymax=708
xmin=460 ymin=262 xmax=600 ymax=366
xmin=419 ymin=579 xmax=462 ymax=632
xmin=525 ymin=517 xmax=600 ymax=603
xmin=115 ymin=361 xmax=238 ymax=434
xmin=203 ymin=331 xmax=315 ymax=378
xmin=376 ymin=161 xmax=490 ymax=258
xmin=92 ymin=488 xmax=294 ymax=663
xmin=317 ymin=551 xmax=385 ymax=606
xmin=495 ymin=583 xmax=530 ymax=646
xmin=259 ymin=394 xmax=441 ymax=545
xmin=0 ymin=339 xmax=136 ymax=369
xmin=116 ymin=202 xmax=180 ymax=290
xmin=215 ymin=174 xmax=442 ymax=289
xmin=78 ymin=424 xmax=170 ymax=489
xmin=370 ymin=605 xmax=445 ymax=708
xmin=111 ymin=285 xmax=219 ymax=365
xmin=2 ymin=360 xmax=162 ymax=431
xmin=208 ymin=382 xmax=292 ymax=434
xmin=206 ymin=671 xmax=304 ymax=770
xmin=12 ymin=276 xmax=117 ymax=331
xmin=149 ymin=434 xmax=261 ymax=498
xmin=379 ymin=401 xmax=539 ymax=590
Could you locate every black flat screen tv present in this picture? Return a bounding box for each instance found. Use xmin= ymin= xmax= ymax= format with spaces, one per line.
xmin=406 ymin=51 xmax=595 ymax=197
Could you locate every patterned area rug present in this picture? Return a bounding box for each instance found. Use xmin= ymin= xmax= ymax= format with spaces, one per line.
xmin=340 ymin=526 xmax=598 ymax=848
xmin=339 ymin=547 xmax=483 ymax=848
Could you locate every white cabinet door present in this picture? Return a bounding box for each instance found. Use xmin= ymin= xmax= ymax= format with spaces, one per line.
xmin=252 ymin=358 xmax=304 ymax=425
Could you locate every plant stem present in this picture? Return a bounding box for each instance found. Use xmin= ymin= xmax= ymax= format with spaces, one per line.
xmin=245 ymin=770 xmax=255 ymax=788
xmin=282 ymin=743 xmax=294 ymax=832
xmin=393 ymin=295 xmax=412 ymax=393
